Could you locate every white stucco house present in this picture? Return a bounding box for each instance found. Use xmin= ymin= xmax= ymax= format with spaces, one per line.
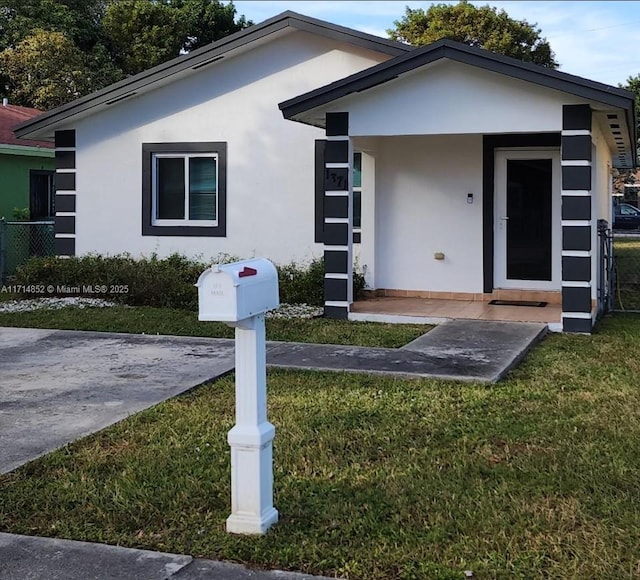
xmin=14 ymin=11 xmax=636 ymax=333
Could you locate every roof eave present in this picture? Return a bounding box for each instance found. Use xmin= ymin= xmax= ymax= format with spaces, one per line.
xmin=14 ymin=11 xmax=411 ymax=140
xmin=280 ymin=40 xmax=636 ymax=131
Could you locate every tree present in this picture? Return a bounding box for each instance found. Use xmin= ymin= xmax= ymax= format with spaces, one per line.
xmin=0 ymin=0 xmax=251 ymax=107
xmin=621 ymin=74 xmax=640 ymax=125
xmin=0 ymin=29 xmax=95 ymax=109
xmin=102 ymin=0 xmax=251 ymax=75
xmin=0 ymin=0 xmax=108 ymax=52
xmin=388 ymin=1 xmax=558 ymax=68
xmin=102 ymin=0 xmax=185 ymax=75
xmin=168 ymin=0 xmax=252 ymax=52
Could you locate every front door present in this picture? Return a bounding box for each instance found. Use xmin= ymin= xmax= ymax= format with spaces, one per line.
xmin=495 ymin=149 xmax=560 ymax=290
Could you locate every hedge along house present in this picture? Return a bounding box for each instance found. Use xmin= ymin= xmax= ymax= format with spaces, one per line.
xmin=280 ymin=40 xmax=636 ymax=333
xmin=13 ymin=12 xmax=409 ymax=264
xmin=0 ymin=101 xmax=55 ymax=220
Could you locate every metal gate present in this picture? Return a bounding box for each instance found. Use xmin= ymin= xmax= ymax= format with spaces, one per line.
xmin=597 ymin=219 xmax=615 ymax=316
xmin=612 ymin=228 xmax=640 ymax=313
xmin=0 ymin=218 xmax=55 ymax=285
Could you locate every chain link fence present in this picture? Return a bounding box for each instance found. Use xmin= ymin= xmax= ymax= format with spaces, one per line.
xmin=613 ymin=229 xmax=640 ymax=312
xmin=0 ymin=219 xmax=56 ymax=285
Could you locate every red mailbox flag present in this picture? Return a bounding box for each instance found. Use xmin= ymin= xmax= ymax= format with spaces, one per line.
xmin=238 ymin=266 xmax=257 ymax=278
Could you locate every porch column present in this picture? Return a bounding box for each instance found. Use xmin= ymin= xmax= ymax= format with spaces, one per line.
xmin=54 ymin=130 xmax=77 ymax=257
xmin=561 ymin=105 xmax=593 ymax=333
xmin=323 ymin=112 xmax=352 ymax=319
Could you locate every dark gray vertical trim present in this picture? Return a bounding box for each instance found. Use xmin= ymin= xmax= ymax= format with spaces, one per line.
xmin=326 ymin=112 xmax=349 ymax=136
xmin=562 ymin=317 xmax=593 ymax=333
xmin=325 ymin=250 xmax=348 ymax=274
xmin=55 ymin=216 xmax=75 ymax=234
xmin=324 ymin=196 xmax=349 ymax=218
xmin=562 ymin=104 xmax=592 ymax=131
xmin=562 ymin=256 xmax=591 ymax=282
xmin=55 ymin=237 xmax=75 ymax=256
xmin=561 ymin=135 xmax=592 ymax=161
xmin=323 ymin=113 xmax=350 ymax=320
xmin=323 ymin=305 xmax=349 ymax=320
xmin=55 ymin=130 xmax=75 ymax=148
xmin=561 ymin=196 xmax=591 ymax=220
xmin=561 ymin=105 xmax=593 ymax=333
xmin=55 ymin=194 xmax=76 ymax=213
xmin=325 ymin=140 xmax=349 ymax=163
xmin=54 ymin=129 xmax=76 ymax=257
xmin=323 ymin=223 xmax=349 ymax=245
xmin=562 ymin=287 xmax=591 ymax=312
xmin=324 ymin=167 xmax=349 ymax=191
xmin=314 ymin=140 xmax=326 ymax=243
xmin=562 ymin=166 xmax=591 ymax=190
xmin=55 ymin=150 xmax=76 ymax=169
xmin=324 ymin=278 xmax=348 ymax=301
xmin=54 ymin=172 xmax=76 ymax=191
xmin=562 ymin=226 xmax=591 ymax=251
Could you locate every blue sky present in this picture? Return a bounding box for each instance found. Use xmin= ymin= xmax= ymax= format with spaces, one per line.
xmin=232 ymin=1 xmax=639 ymax=87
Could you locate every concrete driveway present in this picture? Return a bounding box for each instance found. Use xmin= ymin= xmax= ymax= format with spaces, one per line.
xmin=0 ymin=320 xmax=546 ymax=475
xmin=0 ymin=328 xmax=236 ymax=474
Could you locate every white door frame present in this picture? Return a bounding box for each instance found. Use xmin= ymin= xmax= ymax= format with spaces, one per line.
xmin=494 ymin=148 xmax=561 ymax=290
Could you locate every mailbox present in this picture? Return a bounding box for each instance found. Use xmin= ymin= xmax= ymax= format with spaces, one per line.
xmin=196 ymin=258 xmax=279 ymax=322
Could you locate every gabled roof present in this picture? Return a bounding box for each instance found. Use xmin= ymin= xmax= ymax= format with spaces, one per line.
xmin=279 ymin=39 xmax=637 ymax=157
xmin=14 ymin=11 xmax=411 ymax=140
xmin=0 ymin=104 xmax=53 ymax=148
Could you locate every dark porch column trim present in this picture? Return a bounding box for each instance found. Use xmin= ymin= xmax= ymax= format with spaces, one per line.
xmin=482 ymin=133 xmax=561 ymax=294
xmin=54 ymin=130 xmax=77 ymax=256
xmin=561 ymin=104 xmax=593 ymax=333
xmin=323 ymin=112 xmax=352 ymax=320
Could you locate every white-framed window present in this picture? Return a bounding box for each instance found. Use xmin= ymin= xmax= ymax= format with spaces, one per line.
xmin=142 ymin=142 xmax=227 ymax=237
xmin=152 ymin=152 xmax=218 ymax=226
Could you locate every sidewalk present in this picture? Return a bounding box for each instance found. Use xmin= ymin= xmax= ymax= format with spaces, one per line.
xmin=0 ymin=533 xmax=333 ymax=580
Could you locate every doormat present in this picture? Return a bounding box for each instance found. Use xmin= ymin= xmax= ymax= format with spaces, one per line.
xmin=489 ymin=300 xmax=547 ymax=308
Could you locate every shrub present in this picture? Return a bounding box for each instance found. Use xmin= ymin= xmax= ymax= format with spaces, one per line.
xmin=16 ymin=254 xmax=367 ymax=309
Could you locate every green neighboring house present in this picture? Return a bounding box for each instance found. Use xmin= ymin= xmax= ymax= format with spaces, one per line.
xmin=0 ymin=99 xmax=55 ymax=220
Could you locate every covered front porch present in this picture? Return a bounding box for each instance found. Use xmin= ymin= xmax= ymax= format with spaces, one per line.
xmin=279 ymin=39 xmax=636 ymax=332
xmin=350 ymin=293 xmax=563 ymax=329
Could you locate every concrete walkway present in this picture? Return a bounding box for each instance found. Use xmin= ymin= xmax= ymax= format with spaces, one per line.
xmin=0 ymin=533 xmax=332 ymax=579
xmin=0 ymin=321 xmax=546 ymax=579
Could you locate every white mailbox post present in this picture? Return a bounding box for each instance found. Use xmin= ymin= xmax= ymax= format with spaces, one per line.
xmin=196 ymin=258 xmax=279 ymax=534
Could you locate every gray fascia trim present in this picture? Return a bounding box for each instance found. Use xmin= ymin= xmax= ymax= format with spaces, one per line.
xmin=14 ymin=11 xmax=410 ymax=140
xmin=279 ymin=40 xmax=635 ymax=128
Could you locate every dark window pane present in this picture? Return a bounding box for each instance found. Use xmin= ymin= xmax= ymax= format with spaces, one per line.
xmin=506 ymin=159 xmax=552 ymax=281
xmin=353 ymin=190 xmax=361 ymax=228
xmin=157 ymin=157 xmax=185 ymax=219
xmin=189 ymin=157 xmax=217 ymax=220
xmin=353 ymin=152 xmax=362 ymax=188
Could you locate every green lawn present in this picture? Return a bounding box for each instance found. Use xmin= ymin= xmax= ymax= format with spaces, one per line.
xmin=1 ymin=314 xmax=639 ymax=579
xmin=0 ymin=305 xmax=431 ymax=348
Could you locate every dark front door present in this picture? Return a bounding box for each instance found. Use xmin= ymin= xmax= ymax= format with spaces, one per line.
xmin=506 ymin=158 xmax=553 ymax=281
xmin=29 ymin=170 xmax=55 ymax=219
xmin=495 ymin=150 xmax=559 ymax=290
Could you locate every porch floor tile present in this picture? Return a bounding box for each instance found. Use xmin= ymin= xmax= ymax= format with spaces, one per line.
xmin=351 ymin=297 xmax=562 ymax=324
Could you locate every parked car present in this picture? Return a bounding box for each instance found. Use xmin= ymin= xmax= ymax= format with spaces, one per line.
xmin=613 ymin=203 xmax=640 ymax=230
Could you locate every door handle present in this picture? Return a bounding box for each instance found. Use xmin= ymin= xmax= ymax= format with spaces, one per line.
xmin=500 ymin=216 xmax=509 ymax=220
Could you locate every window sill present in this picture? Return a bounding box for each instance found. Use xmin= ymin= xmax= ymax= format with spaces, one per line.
xmin=142 ymin=223 xmax=226 ymax=237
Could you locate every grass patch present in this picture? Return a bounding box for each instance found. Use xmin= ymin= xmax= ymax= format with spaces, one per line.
xmin=1 ymin=314 xmax=640 ymax=578
xmin=614 ymin=237 xmax=640 ymax=310
xmin=0 ymin=306 xmax=430 ymax=348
